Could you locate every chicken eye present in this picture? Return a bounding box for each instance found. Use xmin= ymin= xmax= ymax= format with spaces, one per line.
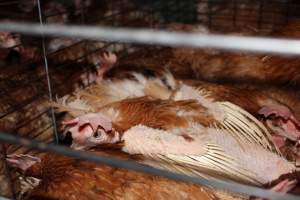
xmin=161 ymin=77 xmax=172 ymax=90
xmin=93 ymin=130 xmax=101 ymax=137
xmin=271 ymin=121 xmax=280 ymax=127
xmin=93 ymin=129 xmax=107 ymax=138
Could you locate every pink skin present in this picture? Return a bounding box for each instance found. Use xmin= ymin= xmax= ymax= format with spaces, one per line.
xmin=0 ymin=32 xmax=17 ymax=48
xmin=0 ymin=32 xmax=14 ymax=62
xmin=6 ymin=154 xmax=41 ymax=172
xmin=63 ymin=113 xmax=118 ymax=149
xmin=251 ymin=179 xmax=297 ymax=200
xmin=63 ymin=113 xmax=112 ymax=132
xmin=258 ymin=105 xmax=300 ymax=147
xmin=94 ymin=52 xmax=117 ymax=83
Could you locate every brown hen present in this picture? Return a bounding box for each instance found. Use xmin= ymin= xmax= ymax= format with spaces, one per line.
xmin=7 ymin=150 xmax=220 ymax=200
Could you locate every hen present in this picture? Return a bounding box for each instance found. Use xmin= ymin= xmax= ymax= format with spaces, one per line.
xmin=57 ymin=60 xmax=300 ymax=155
xmin=177 ymin=80 xmax=300 ymax=149
xmin=60 ymin=87 xmax=297 ymax=190
xmin=168 ymin=21 xmax=300 ymax=88
xmin=7 ymin=150 xmax=220 ymax=200
xmin=119 ymin=21 xmax=300 ymax=88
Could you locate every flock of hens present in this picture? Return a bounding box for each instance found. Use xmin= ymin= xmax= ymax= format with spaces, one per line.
xmin=1 ymin=0 xmax=300 ymax=200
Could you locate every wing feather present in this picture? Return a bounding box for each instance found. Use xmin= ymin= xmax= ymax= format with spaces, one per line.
xmin=149 ymin=142 xmax=263 ymax=185
xmin=217 ymin=102 xmax=281 ymax=155
xmin=180 ymin=86 xmax=279 ymax=155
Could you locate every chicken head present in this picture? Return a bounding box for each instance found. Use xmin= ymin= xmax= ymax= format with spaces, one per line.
xmin=63 ymin=113 xmax=120 ymax=149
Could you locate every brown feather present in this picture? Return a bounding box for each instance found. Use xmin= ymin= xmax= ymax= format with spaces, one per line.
xmin=23 ymin=150 xmax=220 ymax=200
xmin=100 ymin=96 xmax=216 ymax=134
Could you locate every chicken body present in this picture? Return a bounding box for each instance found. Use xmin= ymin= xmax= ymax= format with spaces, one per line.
xmin=117 ymin=21 xmax=300 ymax=89
xmin=51 ymin=39 xmax=300 ymax=191
xmin=170 ymin=21 xmax=300 ymax=88
xmin=55 ymin=58 xmax=300 ymax=160
xmin=62 ymin=89 xmax=295 ymax=186
xmin=54 ymin=65 xmax=176 ymax=117
xmin=172 ymin=51 xmax=300 ymax=88
xmin=177 ymin=80 xmax=300 ymax=157
xmin=104 ymin=50 xmax=300 ymax=155
xmin=9 ymin=151 xmax=218 ymax=200
xmin=122 ymin=125 xmax=294 ymax=185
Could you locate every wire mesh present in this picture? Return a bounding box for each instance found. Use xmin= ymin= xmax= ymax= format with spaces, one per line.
xmin=37 ymin=0 xmax=58 ymax=144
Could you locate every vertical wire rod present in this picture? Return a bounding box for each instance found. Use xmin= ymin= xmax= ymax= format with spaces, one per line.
xmin=37 ymin=0 xmax=59 ymax=144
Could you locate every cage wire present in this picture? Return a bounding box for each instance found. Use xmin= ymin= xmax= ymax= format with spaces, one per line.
xmin=2 ymin=22 xmax=300 ymax=55
xmin=0 ymin=0 xmax=300 ymax=199
xmin=37 ymin=0 xmax=59 ymax=144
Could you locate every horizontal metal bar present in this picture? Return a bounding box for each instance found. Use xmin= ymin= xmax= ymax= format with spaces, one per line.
xmin=0 ymin=197 xmax=11 ymax=200
xmin=0 ymin=22 xmax=300 ymax=55
xmin=0 ymin=131 xmax=299 ymax=200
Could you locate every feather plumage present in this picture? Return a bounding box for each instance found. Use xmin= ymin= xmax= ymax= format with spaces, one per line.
xmin=10 ymin=151 xmax=221 ymax=200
